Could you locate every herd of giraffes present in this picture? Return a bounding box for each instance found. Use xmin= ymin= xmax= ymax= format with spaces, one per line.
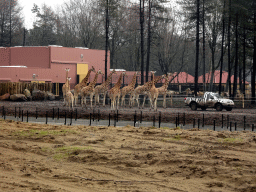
xmin=62 ymin=67 xmax=174 ymax=111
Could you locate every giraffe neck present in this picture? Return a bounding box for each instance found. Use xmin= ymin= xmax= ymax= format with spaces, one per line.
xmin=80 ymin=69 xmax=93 ymax=85
xmin=89 ymin=72 xmax=99 ymax=87
xmin=67 ymin=79 xmax=70 ymax=91
xmin=161 ymin=76 xmax=169 ymax=89
xmin=128 ymin=73 xmax=137 ymax=87
xmin=114 ymin=73 xmax=123 ymax=89
xmin=152 ymin=73 xmax=156 ymax=88
xmin=102 ymin=71 xmax=115 ymax=87
xmin=65 ymin=70 xmax=69 ymax=84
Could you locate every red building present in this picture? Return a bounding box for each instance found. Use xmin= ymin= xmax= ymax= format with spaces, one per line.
xmin=0 ymin=46 xmax=110 ymax=93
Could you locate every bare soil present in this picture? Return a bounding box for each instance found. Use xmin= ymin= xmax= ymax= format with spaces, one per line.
xmin=1 ymin=119 xmax=256 ymax=191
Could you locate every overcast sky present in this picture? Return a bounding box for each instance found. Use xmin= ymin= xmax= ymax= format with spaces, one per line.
xmin=19 ymin=0 xmax=176 ymax=30
xmin=19 ymin=0 xmax=65 ymax=29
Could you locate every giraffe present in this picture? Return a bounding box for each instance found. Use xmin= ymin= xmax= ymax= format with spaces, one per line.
xmin=108 ymin=72 xmax=126 ymax=110
xmin=74 ymin=66 xmax=96 ymax=106
xmin=65 ymin=77 xmax=74 ymax=111
xmin=131 ymin=73 xmax=163 ymax=109
xmin=62 ymin=68 xmax=70 ymax=106
xmin=156 ymin=72 xmax=173 ymax=108
xmin=80 ymin=70 xmax=103 ymax=108
xmin=94 ymin=69 xmax=117 ymax=107
xmin=148 ymin=71 xmax=159 ymax=111
xmin=120 ymin=71 xmax=139 ymax=107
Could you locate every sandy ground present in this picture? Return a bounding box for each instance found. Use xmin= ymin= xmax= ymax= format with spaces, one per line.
xmin=1 ymin=119 xmax=256 ymax=192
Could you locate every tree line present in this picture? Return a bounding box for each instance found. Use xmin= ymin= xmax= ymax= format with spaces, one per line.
xmin=0 ymin=0 xmax=256 ymax=103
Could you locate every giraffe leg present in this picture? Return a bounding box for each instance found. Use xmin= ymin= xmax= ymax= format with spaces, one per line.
xmin=103 ymin=94 xmax=106 ymax=107
xmin=142 ymin=95 xmax=146 ymax=109
xmin=117 ymin=95 xmax=120 ymax=110
xmin=122 ymin=95 xmax=126 ymax=107
xmin=137 ymin=95 xmax=140 ymax=108
xmin=90 ymin=93 xmax=93 ymax=109
xmin=94 ymin=93 xmax=97 ymax=106
xmin=163 ymin=94 xmax=166 ymax=108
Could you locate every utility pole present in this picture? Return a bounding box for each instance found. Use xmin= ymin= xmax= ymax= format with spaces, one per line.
xmin=140 ymin=0 xmax=145 ymax=85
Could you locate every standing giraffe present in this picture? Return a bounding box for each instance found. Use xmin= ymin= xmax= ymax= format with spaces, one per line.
xmin=108 ymin=72 xmax=126 ymax=110
xmin=62 ymin=68 xmax=70 ymax=106
xmin=157 ymin=72 xmax=173 ymax=108
xmin=74 ymin=66 xmax=95 ymax=106
xmin=131 ymin=74 xmax=163 ymax=108
xmin=65 ymin=77 xmax=74 ymax=111
xmin=120 ymin=71 xmax=139 ymax=107
xmin=80 ymin=70 xmax=103 ymax=108
xmin=94 ymin=69 xmax=117 ymax=106
xmin=148 ymin=71 xmax=159 ymax=111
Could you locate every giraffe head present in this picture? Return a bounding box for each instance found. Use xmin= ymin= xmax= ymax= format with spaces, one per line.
xmin=65 ymin=68 xmax=70 ymax=72
xmin=167 ymin=72 xmax=172 ymax=77
xmin=111 ymin=69 xmax=117 ymax=74
xmin=68 ymin=77 xmax=71 ymax=81
xmin=97 ymin=69 xmax=104 ymax=75
xmin=91 ymin=66 xmax=96 ymax=73
xmin=122 ymin=72 xmax=127 ymax=77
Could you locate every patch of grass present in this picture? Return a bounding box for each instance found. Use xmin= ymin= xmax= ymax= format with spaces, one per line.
xmin=55 ymin=146 xmax=90 ymax=152
xmin=41 ymin=147 xmax=53 ymax=153
xmin=53 ymin=146 xmax=91 ymax=161
xmin=174 ymin=134 xmax=181 ymax=140
xmin=218 ymin=138 xmax=243 ymax=143
xmin=53 ymin=153 xmax=69 ymax=161
xmin=12 ymin=129 xmax=77 ymax=137
xmin=162 ymin=134 xmax=182 ymax=142
xmin=161 ymin=127 xmax=170 ymax=129
xmin=168 ymin=127 xmax=181 ymax=130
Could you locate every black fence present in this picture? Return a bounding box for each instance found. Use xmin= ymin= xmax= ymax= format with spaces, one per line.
xmin=1 ymin=105 xmax=255 ymax=132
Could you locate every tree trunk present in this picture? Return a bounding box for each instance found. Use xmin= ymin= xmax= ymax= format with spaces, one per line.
xmin=228 ymin=0 xmax=232 ymax=97
xmin=202 ymin=0 xmax=206 ymax=92
xmin=194 ymin=0 xmax=200 ymax=96
xmin=232 ymin=13 xmax=238 ymax=100
xmin=140 ymin=0 xmax=145 ymax=85
xmin=219 ymin=0 xmax=225 ymax=95
xmin=252 ymin=4 xmax=256 ymax=104
xmin=146 ymin=0 xmax=151 ymax=83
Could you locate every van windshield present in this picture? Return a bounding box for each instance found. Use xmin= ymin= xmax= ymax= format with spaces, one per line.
xmin=213 ymin=93 xmax=223 ymax=99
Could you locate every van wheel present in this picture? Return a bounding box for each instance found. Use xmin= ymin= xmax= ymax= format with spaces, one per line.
xmin=226 ymin=107 xmax=232 ymax=111
xmin=216 ymin=103 xmax=223 ymax=111
xmin=201 ymin=107 xmax=207 ymax=111
xmin=191 ymin=103 xmax=197 ymax=111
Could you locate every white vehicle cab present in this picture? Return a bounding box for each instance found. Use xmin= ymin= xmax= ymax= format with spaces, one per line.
xmin=184 ymin=92 xmax=235 ymax=111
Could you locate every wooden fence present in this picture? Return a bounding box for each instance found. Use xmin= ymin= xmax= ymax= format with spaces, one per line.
xmin=0 ymin=82 xmax=53 ymax=96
